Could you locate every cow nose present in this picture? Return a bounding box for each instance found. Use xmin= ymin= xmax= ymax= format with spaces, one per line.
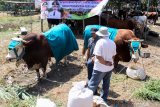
xmin=132 ymin=54 xmax=139 ymax=63
xmin=6 ymin=55 xmax=12 ymax=62
xmin=6 ymin=56 xmax=10 ymax=61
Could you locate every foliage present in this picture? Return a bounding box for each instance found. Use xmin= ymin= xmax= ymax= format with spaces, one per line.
xmin=0 ymin=85 xmax=36 ymax=107
xmin=134 ymin=79 xmax=160 ymax=101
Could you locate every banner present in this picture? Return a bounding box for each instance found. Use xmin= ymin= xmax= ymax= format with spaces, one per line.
xmin=35 ymin=0 xmax=41 ymax=10
xmin=41 ymin=0 xmax=109 ymax=20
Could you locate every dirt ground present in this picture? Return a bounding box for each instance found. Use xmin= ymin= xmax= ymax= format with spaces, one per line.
xmin=0 ymin=18 xmax=160 ymax=107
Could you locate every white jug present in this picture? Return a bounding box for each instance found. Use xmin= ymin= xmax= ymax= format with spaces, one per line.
xmin=67 ymin=81 xmax=93 ymax=107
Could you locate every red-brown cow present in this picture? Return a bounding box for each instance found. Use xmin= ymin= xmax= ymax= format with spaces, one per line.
xmin=6 ymin=24 xmax=79 ymax=81
xmin=144 ymin=12 xmax=158 ymax=25
xmin=76 ymin=15 xmax=137 ymax=34
xmin=105 ymin=18 xmax=136 ymax=30
xmin=82 ymin=25 xmax=148 ymax=68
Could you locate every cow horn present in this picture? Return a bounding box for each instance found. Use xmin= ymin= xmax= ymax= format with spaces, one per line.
xmin=21 ymin=39 xmax=28 ymax=43
xmin=11 ymin=37 xmax=23 ymax=41
xmin=11 ymin=37 xmax=29 ymax=44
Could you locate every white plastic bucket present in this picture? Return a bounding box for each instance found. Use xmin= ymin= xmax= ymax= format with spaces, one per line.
xmin=67 ymin=81 xmax=93 ymax=107
xmin=126 ymin=65 xmax=146 ymax=80
xmin=35 ymin=98 xmax=56 ymax=107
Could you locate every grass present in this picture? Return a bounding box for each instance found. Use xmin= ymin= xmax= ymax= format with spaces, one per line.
xmin=0 ymin=15 xmax=38 ymax=25
xmin=0 ymin=14 xmax=48 ymax=35
xmin=0 ymin=30 xmax=17 ymax=38
xmin=134 ymin=79 xmax=160 ymax=101
xmin=111 ymin=74 xmax=127 ymax=83
xmin=0 ymin=85 xmax=36 ymax=107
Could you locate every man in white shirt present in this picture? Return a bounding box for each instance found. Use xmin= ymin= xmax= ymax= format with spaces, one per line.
xmin=87 ymin=27 xmax=116 ymax=103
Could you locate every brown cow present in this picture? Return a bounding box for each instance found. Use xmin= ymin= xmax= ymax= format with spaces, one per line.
xmin=144 ymin=12 xmax=158 ymax=25
xmin=105 ymin=18 xmax=136 ymax=30
xmin=76 ymin=15 xmax=137 ymax=35
xmin=6 ymin=24 xmax=79 ymax=81
xmin=82 ymin=25 xmax=148 ymax=68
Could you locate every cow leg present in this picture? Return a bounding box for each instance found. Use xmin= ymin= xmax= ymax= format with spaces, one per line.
xmin=113 ymin=55 xmax=120 ymax=73
xmin=36 ymin=69 xmax=41 ymax=81
xmin=63 ymin=56 xmax=69 ymax=65
xmin=48 ymin=57 xmax=53 ymax=67
xmin=41 ymin=58 xmax=48 ymax=78
xmin=114 ymin=55 xmax=119 ymax=68
xmin=82 ymin=46 xmax=86 ymax=56
xmin=42 ymin=68 xmax=47 ymax=78
xmin=153 ymin=19 xmax=156 ymax=25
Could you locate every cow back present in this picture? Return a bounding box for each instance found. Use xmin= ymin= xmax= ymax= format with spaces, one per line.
xmin=106 ymin=18 xmax=136 ymax=30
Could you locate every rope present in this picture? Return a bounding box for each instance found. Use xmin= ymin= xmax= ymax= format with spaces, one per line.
xmin=116 ymin=58 xmax=133 ymax=75
xmin=42 ymin=77 xmax=66 ymax=84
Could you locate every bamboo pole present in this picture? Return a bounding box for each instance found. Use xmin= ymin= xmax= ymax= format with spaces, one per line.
xmin=145 ymin=0 xmax=150 ymax=40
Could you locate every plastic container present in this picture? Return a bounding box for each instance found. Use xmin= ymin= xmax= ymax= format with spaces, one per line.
xmin=67 ymin=81 xmax=93 ymax=107
xmin=126 ymin=65 xmax=146 ymax=80
xmin=140 ymin=51 xmax=150 ymax=58
xmin=35 ymin=98 xmax=56 ymax=107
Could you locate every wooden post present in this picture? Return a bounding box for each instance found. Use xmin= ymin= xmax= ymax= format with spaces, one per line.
xmin=145 ymin=0 xmax=150 ymax=41
xmin=41 ymin=19 xmax=43 ymax=32
xmin=99 ymin=13 xmax=101 ymax=25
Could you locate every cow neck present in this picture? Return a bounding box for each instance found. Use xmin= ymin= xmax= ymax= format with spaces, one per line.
xmin=39 ymin=34 xmax=53 ymax=58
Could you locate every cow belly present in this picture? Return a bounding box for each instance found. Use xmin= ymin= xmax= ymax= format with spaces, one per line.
xmin=116 ymin=47 xmax=131 ymax=62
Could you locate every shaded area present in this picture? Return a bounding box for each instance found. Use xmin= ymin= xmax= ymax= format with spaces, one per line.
xmin=155 ymin=23 xmax=160 ymax=26
xmin=109 ymin=90 xmax=121 ymax=98
xmin=3 ymin=54 xmax=83 ymax=96
xmin=114 ymin=64 xmax=127 ymax=74
xmin=26 ymin=62 xmax=83 ymax=96
xmin=144 ymin=36 xmax=160 ymax=47
xmin=107 ymin=99 xmax=134 ymax=107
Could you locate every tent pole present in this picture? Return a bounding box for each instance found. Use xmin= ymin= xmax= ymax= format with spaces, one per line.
xmin=145 ymin=0 xmax=150 ymax=41
xmin=83 ymin=1 xmax=85 ymax=32
xmin=41 ymin=19 xmax=43 ymax=32
xmin=99 ymin=13 xmax=101 ymax=25
xmin=147 ymin=0 xmax=150 ymax=14
xmin=83 ymin=19 xmax=85 ymax=31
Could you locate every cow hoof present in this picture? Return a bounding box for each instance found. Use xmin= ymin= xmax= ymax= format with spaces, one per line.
xmin=64 ymin=61 xmax=69 ymax=66
xmin=38 ymin=78 xmax=42 ymax=82
xmin=43 ymin=74 xmax=48 ymax=79
xmin=46 ymin=74 xmax=50 ymax=78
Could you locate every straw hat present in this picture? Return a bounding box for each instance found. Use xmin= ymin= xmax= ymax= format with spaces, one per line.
xmin=96 ymin=27 xmax=110 ymax=37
